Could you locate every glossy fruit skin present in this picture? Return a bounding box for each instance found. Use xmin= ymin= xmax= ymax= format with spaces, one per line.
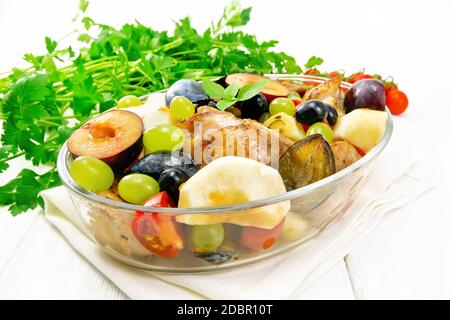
xmin=306 ymin=122 xmax=334 ymax=144
xmin=169 ymin=95 xmax=196 ymax=121
xmin=240 ymin=219 xmax=285 ymax=250
xmin=269 ymin=97 xmax=296 ymax=116
xmin=70 ymin=156 xmax=114 ymax=192
xmin=295 ymin=100 xmax=329 ymax=125
xmin=191 ymin=224 xmax=225 ymax=252
xmin=117 ymin=95 xmax=142 ymax=108
xmin=131 ymin=192 xmax=184 ymax=258
xmin=143 ymin=124 xmax=185 ymax=154
xmin=128 ymin=152 xmax=199 ymax=180
xmin=386 ymin=88 xmax=408 ymax=115
xmin=158 ymin=168 xmax=189 ymax=202
xmin=326 ymin=105 xmax=338 ymax=126
xmin=344 ymin=79 xmax=386 ymax=113
xmin=118 ymin=173 xmax=160 ymax=205
xmin=165 ymin=79 xmax=209 ymax=106
xmin=236 ymin=93 xmax=268 ymax=120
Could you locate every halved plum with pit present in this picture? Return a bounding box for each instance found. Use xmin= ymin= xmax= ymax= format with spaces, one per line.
xmin=67 ymin=110 xmax=143 ymax=171
xmin=225 ymin=73 xmax=290 ymax=102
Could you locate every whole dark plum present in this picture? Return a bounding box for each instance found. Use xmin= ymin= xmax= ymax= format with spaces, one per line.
xmin=295 ymin=100 xmax=328 ymax=125
xmin=127 ymin=152 xmax=200 ymax=180
xmin=165 ymin=79 xmax=209 ymax=106
xmin=236 ymin=93 xmax=268 ymax=120
xmin=158 ymin=168 xmax=189 ymax=202
xmin=344 ymin=79 xmax=386 ymax=113
xmin=326 ymin=105 xmax=338 ymax=126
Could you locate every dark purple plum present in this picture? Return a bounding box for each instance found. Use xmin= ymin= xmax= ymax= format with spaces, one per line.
xmin=344 ymin=79 xmax=386 ymax=113
xmin=127 ymin=152 xmax=200 ymax=180
xmin=295 ymin=100 xmax=328 ymax=125
xmin=158 ymin=168 xmax=189 ymax=202
xmin=165 ymin=79 xmax=209 ymax=106
xmin=326 ymin=105 xmax=338 ymax=126
xmin=236 ymin=93 xmax=268 ymax=120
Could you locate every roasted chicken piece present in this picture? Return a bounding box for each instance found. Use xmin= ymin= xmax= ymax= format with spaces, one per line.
xmin=177 ymin=106 xmax=293 ymax=168
xmin=303 ymin=75 xmax=345 ymax=116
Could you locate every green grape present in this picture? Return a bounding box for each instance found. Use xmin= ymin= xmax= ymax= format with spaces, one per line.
xmin=288 ymin=91 xmax=301 ymax=99
xmin=258 ymin=112 xmax=271 ymax=123
xmin=143 ymin=124 xmax=185 ymax=154
xmin=269 ymin=98 xmax=296 ymax=116
xmin=70 ymin=156 xmax=114 ymax=192
xmin=306 ymin=122 xmax=334 ymax=144
xmin=117 ymin=95 xmax=142 ymax=108
xmin=118 ymin=173 xmax=160 ymax=205
xmin=170 ymin=96 xmax=195 ymax=120
xmin=191 ymin=224 xmax=225 ymax=252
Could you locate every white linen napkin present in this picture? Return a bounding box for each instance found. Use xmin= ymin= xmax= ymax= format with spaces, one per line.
xmin=42 ymin=151 xmax=431 ymax=299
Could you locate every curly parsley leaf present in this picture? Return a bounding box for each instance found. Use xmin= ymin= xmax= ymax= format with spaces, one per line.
xmin=304 ymin=56 xmax=324 ymax=69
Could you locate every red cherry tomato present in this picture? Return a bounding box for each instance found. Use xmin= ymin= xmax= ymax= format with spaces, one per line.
xmin=328 ymin=71 xmax=342 ymax=78
xmin=240 ymin=219 xmax=285 ymax=250
xmin=386 ymin=89 xmax=408 ymax=115
xmin=348 ymin=73 xmax=373 ymax=84
xmin=131 ymin=192 xmax=184 ymax=258
xmin=304 ymin=68 xmax=320 ymax=76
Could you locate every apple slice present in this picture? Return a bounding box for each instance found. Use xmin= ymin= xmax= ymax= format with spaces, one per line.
xmin=225 ymin=73 xmax=289 ymax=102
xmin=68 ymin=110 xmax=143 ymax=171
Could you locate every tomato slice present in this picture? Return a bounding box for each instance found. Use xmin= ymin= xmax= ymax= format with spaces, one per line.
xmin=355 ymin=146 xmax=366 ymax=157
xmin=131 ymin=192 xmax=184 ymax=258
xmin=240 ymin=219 xmax=285 ymax=250
xmin=292 ymin=98 xmax=302 ymax=106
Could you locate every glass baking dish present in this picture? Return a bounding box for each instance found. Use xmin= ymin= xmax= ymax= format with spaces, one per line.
xmin=56 ymin=74 xmax=393 ymax=273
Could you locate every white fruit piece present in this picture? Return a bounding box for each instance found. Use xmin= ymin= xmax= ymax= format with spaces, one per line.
xmin=333 ymin=109 xmax=387 ymax=152
xmin=142 ymin=107 xmax=171 ymax=130
xmin=122 ymin=92 xmax=167 ymax=118
xmin=176 ymin=156 xmax=290 ymax=229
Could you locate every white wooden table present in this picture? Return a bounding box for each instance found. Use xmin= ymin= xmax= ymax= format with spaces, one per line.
xmin=1 ymin=0 xmax=449 ymax=299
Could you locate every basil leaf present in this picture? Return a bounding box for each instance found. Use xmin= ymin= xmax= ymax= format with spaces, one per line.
xmin=236 ymin=80 xmax=269 ymax=101
xmin=201 ymin=79 xmax=225 ymax=99
xmin=224 ymin=82 xmax=240 ymax=100
xmin=216 ymin=99 xmax=237 ymax=111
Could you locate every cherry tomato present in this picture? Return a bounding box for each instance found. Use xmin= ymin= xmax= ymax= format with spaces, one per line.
xmin=240 ymin=219 xmax=285 ymax=250
xmin=328 ymin=71 xmax=342 ymax=78
xmin=348 ymin=73 xmax=373 ymax=84
xmin=384 ymin=82 xmax=398 ymax=93
xmin=304 ymin=68 xmax=320 ymax=76
xmin=131 ymin=192 xmax=184 ymax=258
xmin=386 ymin=89 xmax=408 ymax=115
